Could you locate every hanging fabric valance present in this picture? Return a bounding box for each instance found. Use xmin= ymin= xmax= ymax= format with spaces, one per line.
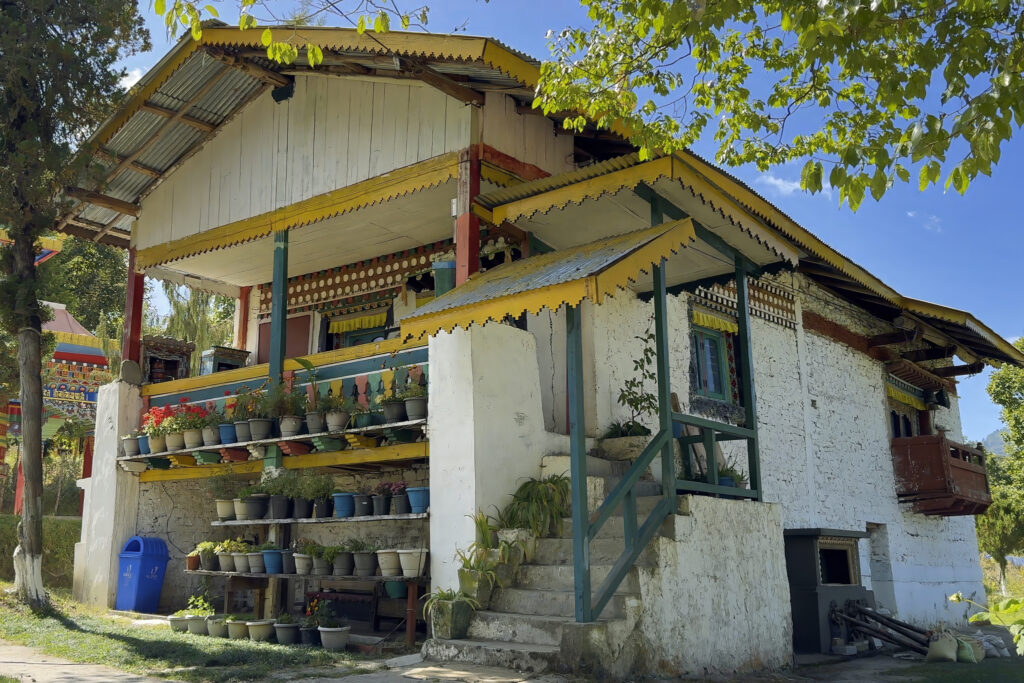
xmin=328 ymin=312 xmax=387 ymax=335
xmin=691 ymin=308 xmax=738 ymax=335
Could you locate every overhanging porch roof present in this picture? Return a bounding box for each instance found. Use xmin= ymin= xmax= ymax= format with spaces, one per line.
xmin=401 ymin=218 xmax=698 ymax=339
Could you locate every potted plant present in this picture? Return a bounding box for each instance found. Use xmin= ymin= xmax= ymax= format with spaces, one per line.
xmin=217 ymin=398 xmax=238 ymax=445
xmin=495 ymin=526 xmax=537 ymax=564
xmin=406 ymin=486 xmax=430 ymax=514
xmin=350 ymin=402 xmax=372 ymax=429
xmin=141 ymin=404 xmax=172 ymax=453
xmin=381 ymin=393 xmax=407 ymax=424
xmin=208 ymin=472 xmax=241 ymax=522
xmin=136 ymin=430 xmax=151 ymax=455
xmin=318 ymin=611 xmax=351 ymax=652
xmin=424 ymin=589 xmax=479 ymax=640
xmin=281 ymin=547 xmax=296 ymax=574
xmin=247 ymin=546 xmax=267 ymax=574
xmin=401 ymin=382 xmax=428 ymax=421
xmin=372 ymin=481 xmax=393 ymax=516
xmin=349 ymin=538 xmax=379 ymax=577
xmin=193 ymin=540 xmax=218 ymax=571
xmin=456 ymin=545 xmax=499 ymax=609
xmin=332 ymin=490 xmax=355 ymax=518
xmin=258 ymin=543 xmax=283 ymax=574
xmin=185 ymin=547 xmax=201 ymax=572
xmin=384 ymin=581 xmax=407 ymax=599
xmin=262 ymin=470 xmax=295 ymax=520
xmin=176 ymin=400 xmax=210 ymax=449
xmin=214 ymin=539 xmax=240 ymax=572
xmin=230 ymin=539 xmax=252 ymax=573
xmin=181 ymin=593 xmax=215 ymax=634
xmin=376 ymin=548 xmax=401 ymax=576
xmin=225 ymin=614 xmax=249 ymax=640
xmin=388 ymin=481 xmax=410 ymax=514
xmin=352 ymin=487 xmax=372 ymax=517
xmin=397 ymin=548 xmax=428 ymax=577
xmin=300 ymin=598 xmax=322 ymax=646
xmin=167 ymin=610 xmax=189 ymax=632
xmin=296 ymin=471 xmax=332 ymax=518
xmin=201 ymin=410 xmax=223 ymax=447
xmin=246 ymin=617 xmax=275 ymax=642
xmin=295 ymin=357 xmax=325 ymax=434
xmin=266 ymin=380 xmax=307 ymax=438
xmin=312 ymin=545 xmax=332 ymax=575
xmin=321 ymin=392 xmax=350 ymax=433
xmin=274 ymin=612 xmax=300 ymax=645
xmin=231 ymin=386 xmax=256 ymax=442
xmin=206 ymin=614 xmax=228 ymax=638
xmin=293 ymin=539 xmax=318 ymax=575
xmin=239 ymin=483 xmax=268 ymax=520
xmin=331 ymin=543 xmax=354 ymax=576
xmin=248 ymin=385 xmax=274 ymax=441
xmin=497 ymin=475 xmax=570 ymax=538
xmin=121 ymin=432 xmax=140 ymax=457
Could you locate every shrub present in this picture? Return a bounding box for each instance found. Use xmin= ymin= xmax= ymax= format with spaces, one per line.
xmin=0 ymin=515 xmax=80 ymax=588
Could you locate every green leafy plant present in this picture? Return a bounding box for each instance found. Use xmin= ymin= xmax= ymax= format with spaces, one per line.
xmin=276 ymin=611 xmax=296 ymax=625
xmin=295 ymin=471 xmax=333 ymax=500
xmin=398 ymin=383 xmax=427 ymax=399
xmin=456 ymin=543 xmax=499 ymax=587
xmin=320 ymin=545 xmax=342 ymax=564
xmin=293 ymin=538 xmax=322 ymax=557
xmin=224 ymin=614 xmax=242 ymax=622
xmin=498 ymin=475 xmax=572 ymax=537
xmin=175 ymin=592 xmax=214 ymax=617
xmin=204 ymin=409 xmax=226 ymax=429
xmin=612 ymin=328 xmax=657 ymax=437
xmin=717 ymin=458 xmax=748 ymax=487
xmin=255 ymin=542 xmax=279 ymax=552
xmin=215 ymin=538 xmax=250 ymax=554
xmin=189 ymin=541 xmax=217 ymax=557
xmin=232 ymin=386 xmax=260 ymax=421
xmin=263 ymin=381 xmax=307 ymax=418
xmin=347 ymin=537 xmax=378 ymax=553
xmin=950 ymin=592 xmax=1024 ymax=655
xmin=470 ymin=511 xmax=496 ymax=549
xmin=349 ymin=401 xmax=370 ymax=415
xmin=319 ymin=392 xmax=349 ymax=414
xmin=238 ymin=483 xmax=263 ymax=498
xmin=422 ymin=588 xmax=480 ymax=617
xmin=206 ymin=472 xmax=243 ymax=500
xmin=261 ymin=470 xmax=299 ymax=497
xmin=294 ymin=357 xmax=321 ymax=413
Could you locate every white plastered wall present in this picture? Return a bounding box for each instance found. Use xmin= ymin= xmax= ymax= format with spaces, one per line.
xmin=73 ymin=381 xmax=142 ymax=608
xmin=427 ymin=323 xmax=565 ymax=589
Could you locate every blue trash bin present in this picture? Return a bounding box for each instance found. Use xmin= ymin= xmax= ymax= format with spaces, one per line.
xmin=115 ymin=536 xmax=169 ymax=613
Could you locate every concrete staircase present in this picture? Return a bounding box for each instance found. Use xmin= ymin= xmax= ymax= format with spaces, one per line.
xmin=422 ymin=453 xmax=666 ymax=674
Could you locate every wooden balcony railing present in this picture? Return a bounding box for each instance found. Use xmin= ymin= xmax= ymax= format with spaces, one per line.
xmin=890 ymin=433 xmax=991 ymax=516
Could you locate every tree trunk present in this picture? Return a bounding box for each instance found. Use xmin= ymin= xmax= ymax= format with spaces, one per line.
xmin=999 ymin=559 xmax=1009 ymax=597
xmin=11 ymin=233 xmax=46 ymax=607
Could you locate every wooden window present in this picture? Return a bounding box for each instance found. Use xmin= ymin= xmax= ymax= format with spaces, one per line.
xmin=691 ymin=326 xmax=729 ymax=401
xmin=256 ymin=314 xmax=311 ymax=364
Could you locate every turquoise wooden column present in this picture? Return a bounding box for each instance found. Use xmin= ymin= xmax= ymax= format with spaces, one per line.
xmin=269 ymin=229 xmax=289 ymax=381
xmin=566 ymin=303 xmax=591 ymax=622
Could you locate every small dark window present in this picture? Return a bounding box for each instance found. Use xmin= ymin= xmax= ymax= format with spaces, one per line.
xmin=901 ymin=415 xmax=913 ymax=438
xmin=891 ymin=411 xmax=901 ymax=437
xmin=691 ymin=327 xmax=728 ymax=401
xmin=819 ymin=548 xmax=853 ymax=585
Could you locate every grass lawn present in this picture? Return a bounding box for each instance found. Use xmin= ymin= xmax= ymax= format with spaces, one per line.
xmin=886 ymin=659 xmax=1024 ymax=682
xmin=0 ymin=584 xmax=374 ymax=682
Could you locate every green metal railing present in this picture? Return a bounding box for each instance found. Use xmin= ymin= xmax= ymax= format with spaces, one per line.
xmin=567 ymin=189 xmax=762 ymax=623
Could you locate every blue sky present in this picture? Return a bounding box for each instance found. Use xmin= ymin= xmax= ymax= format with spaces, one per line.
xmin=124 ymin=1 xmax=1021 ymax=441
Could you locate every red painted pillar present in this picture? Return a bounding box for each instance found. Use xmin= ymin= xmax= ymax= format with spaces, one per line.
xmin=78 ymin=435 xmax=94 ymax=516
xmin=236 ymin=286 xmax=252 ymax=350
xmin=122 ymin=248 xmax=145 ymax=364
xmin=455 ymin=146 xmax=481 ymax=284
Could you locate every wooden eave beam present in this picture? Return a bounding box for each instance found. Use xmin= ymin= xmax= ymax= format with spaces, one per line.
xmin=902 ymin=346 xmax=956 ymax=362
xmin=65 ymin=187 xmax=140 ymax=217
xmin=900 ymin=312 xmax=981 ymax=365
xmin=140 ymin=102 xmax=216 ymax=133
xmin=94 ymin=149 xmax=162 ymax=179
xmin=869 ymin=327 xmax=921 ymax=347
xmin=932 ymin=362 xmax=985 ymax=378
xmin=203 ymin=47 xmax=292 ymax=87
xmin=400 ymin=58 xmax=484 ymax=106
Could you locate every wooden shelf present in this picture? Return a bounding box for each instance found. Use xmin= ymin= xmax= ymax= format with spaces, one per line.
xmin=185 ymin=569 xmax=427 ymax=583
xmin=212 ymin=513 xmax=428 ymax=527
xmin=119 ymin=419 xmax=427 ymax=463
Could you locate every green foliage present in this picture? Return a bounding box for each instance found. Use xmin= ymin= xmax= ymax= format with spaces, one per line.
xmin=319 ymin=392 xmax=349 ymax=414
xmin=275 ymin=611 xmax=296 ymax=625
xmin=497 ymin=475 xmax=571 ymax=538
xmin=294 ymin=471 xmax=333 ymax=501
xmin=614 ymin=328 xmax=657 ymax=435
xmin=988 ymin=339 xmax=1024 ymax=465
xmin=215 ymin=538 xmax=249 ymax=554
xmin=159 ymin=283 xmax=235 ymax=375
xmin=470 ymin=511 xmax=496 ymax=549
xmin=263 ymin=381 xmax=307 ymax=418
xmin=189 ymin=541 xmax=218 ymax=557
xmin=951 ymin=592 xmax=1024 ymax=656
xmin=976 ymin=486 xmax=1024 ymax=594
xmin=37 ymin=238 xmax=127 ymax=334
xmin=293 ymin=357 xmax=321 ymax=411
xmin=0 ymin=516 xmax=79 ymax=588
xmin=537 ymin=0 xmax=1024 ymax=208
xmin=346 ymin=537 xmax=378 ymax=553
xmin=260 ymin=470 xmax=298 ymax=497
xmin=320 ymin=545 xmax=341 ymax=564
xmin=399 ymin=383 xmax=427 ymax=399
xmin=183 ymin=592 xmax=215 ymax=617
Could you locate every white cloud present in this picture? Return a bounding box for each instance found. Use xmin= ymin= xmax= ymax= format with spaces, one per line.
xmin=119 ymin=67 xmax=143 ymax=90
xmin=755 ymin=174 xmax=802 ymax=196
xmin=906 ymin=210 xmax=917 ymax=218
xmin=924 ymin=215 xmax=942 ymax=232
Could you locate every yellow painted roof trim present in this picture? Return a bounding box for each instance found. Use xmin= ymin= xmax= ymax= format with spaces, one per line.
xmin=48 ymin=330 xmax=120 ymax=352
xmin=402 ymin=218 xmax=696 ymax=340
xmin=489 ymin=154 xmax=799 ymax=267
xmin=0 ymin=230 xmax=66 ymax=254
xmin=901 ymin=298 xmax=1024 ymax=365
xmin=137 ymin=153 xmax=458 ymax=269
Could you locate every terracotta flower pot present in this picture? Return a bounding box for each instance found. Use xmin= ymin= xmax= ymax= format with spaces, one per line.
xmin=185 ymin=554 xmax=200 ymax=571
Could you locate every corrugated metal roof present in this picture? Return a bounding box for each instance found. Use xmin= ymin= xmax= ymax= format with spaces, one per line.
xmin=477 ymin=154 xmax=646 ymax=209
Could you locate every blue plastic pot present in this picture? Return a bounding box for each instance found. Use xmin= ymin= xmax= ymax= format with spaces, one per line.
xmin=384 ymin=581 xmax=407 ymax=599
xmin=262 ymin=549 xmax=283 ymax=574
xmin=332 ymin=492 xmax=355 ymax=518
xmin=406 ymin=487 xmax=430 ymax=513
xmin=137 ymin=435 xmax=151 ymax=455
xmin=218 ymin=423 xmax=238 ymax=445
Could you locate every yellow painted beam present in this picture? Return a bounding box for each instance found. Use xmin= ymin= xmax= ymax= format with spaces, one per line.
xmin=136 ymin=442 xmax=428 ymax=483
xmin=142 ymin=338 xmax=426 ymax=398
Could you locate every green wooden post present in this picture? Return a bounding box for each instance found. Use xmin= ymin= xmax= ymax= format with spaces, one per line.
xmin=649 ymin=192 xmax=675 ymax=498
xmin=269 ymin=229 xmax=289 ymax=381
xmin=733 ymin=258 xmax=762 ymax=499
xmin=566 ymin=303 xmax=591 ymax=622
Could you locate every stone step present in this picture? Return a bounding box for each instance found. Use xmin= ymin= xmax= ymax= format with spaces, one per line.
xmin=585 ymin=476 xmax=661 ymax=513
xmin=490 ymin=587 xmax=627 ymax=619
xmin=467 ymin=610 xmax=572 ymax=646
xmin=561 ymin=495 xmax=666 ymax=539
xmin=540 ymin=453 xmax=629 ymax=478
xmin=422 ymin=637 xmax=560 ymax=673
xmin=516 ymin=563 xmax=639 ymax=594
xmin=533 ymin=537 xmax=656 ymax=567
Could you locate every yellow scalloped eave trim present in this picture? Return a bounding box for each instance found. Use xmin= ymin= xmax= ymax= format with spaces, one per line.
xmin=0 ymin=230 xmax=66 ymax=255
xmin=136 ymin=153 xmax=458 ymax=270
xmin=401 ymin=218 xmax=696 ymax=340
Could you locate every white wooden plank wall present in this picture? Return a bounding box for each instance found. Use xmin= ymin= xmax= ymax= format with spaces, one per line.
xmin=137 ymin=76 xmax=471 ymax=250
xmin=481 ymin=93 xmax=575 ymax=177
